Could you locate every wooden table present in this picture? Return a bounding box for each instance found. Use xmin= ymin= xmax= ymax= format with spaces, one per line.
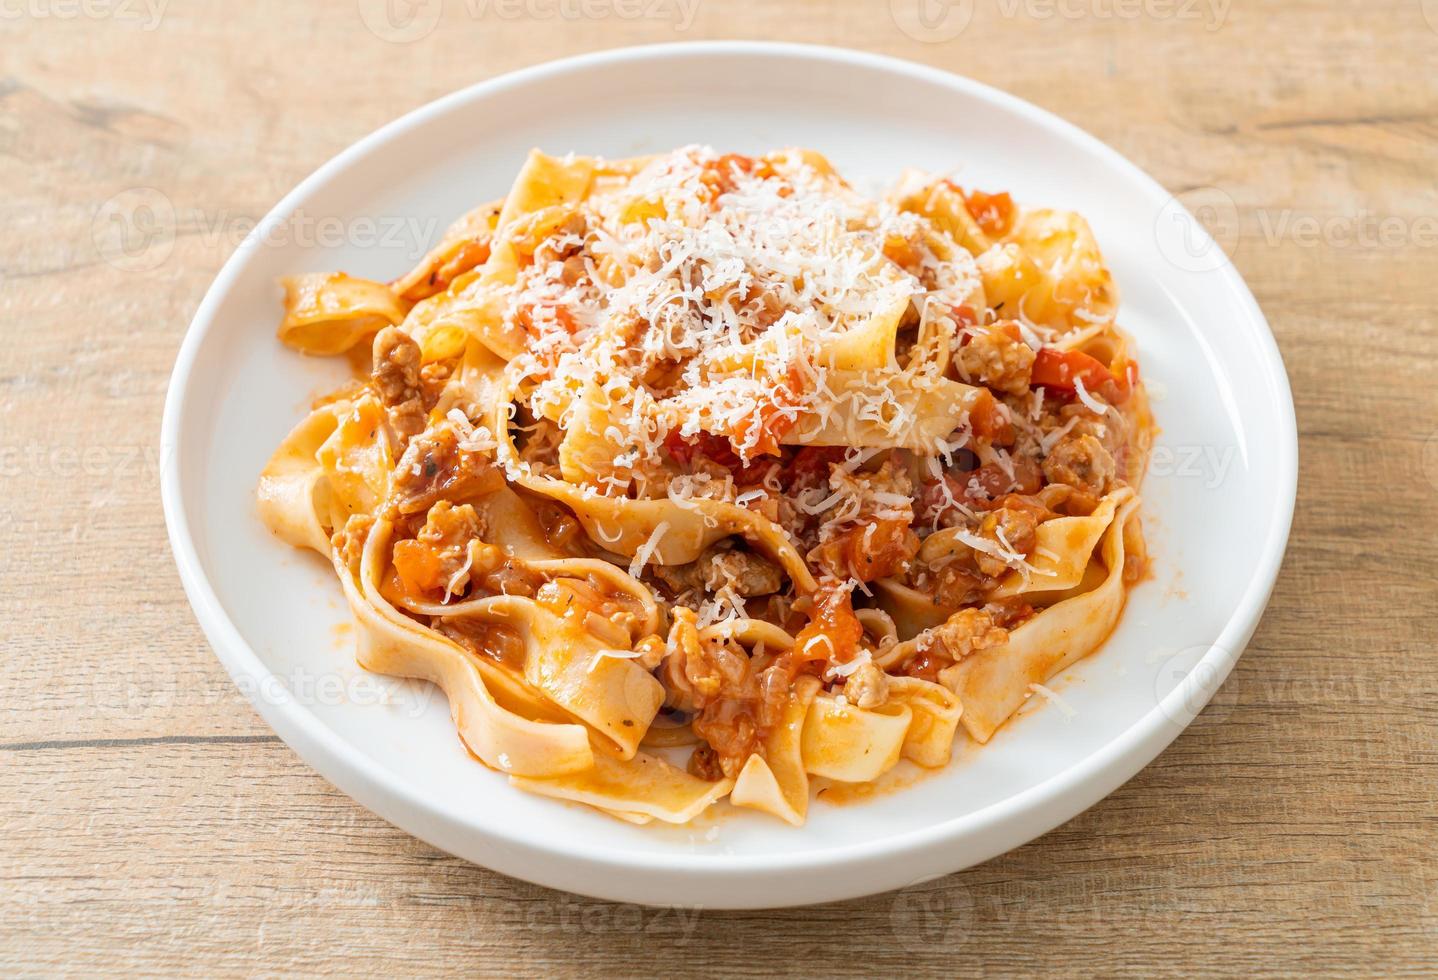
xmin=4 ymin=1 xmax=1435 ymax=974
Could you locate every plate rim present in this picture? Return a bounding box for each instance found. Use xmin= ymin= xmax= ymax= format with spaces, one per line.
xmin=160 ymin=40 xmax=1298 ymax=902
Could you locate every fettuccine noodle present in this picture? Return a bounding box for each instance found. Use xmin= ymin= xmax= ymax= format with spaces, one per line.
xmin=258 ymin=147 xmax=1154 ymax=824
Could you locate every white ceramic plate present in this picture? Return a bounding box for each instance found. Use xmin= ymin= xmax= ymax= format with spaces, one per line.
xmin=161 ymin=42 xmax=1296 ymax=909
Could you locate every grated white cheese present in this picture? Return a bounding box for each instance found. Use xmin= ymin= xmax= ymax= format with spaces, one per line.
xmin=801 ymin=632 xmax=836 ymax=662
xmin=498 ymin=145 xmax=990 ymax=485
xmin=1072 ymin=375 xmax=1108 ymax=416
xmin=1028 ymin=682 xmax=1077 ymax=719
xmin=824 ymin=648 xmax=873 ymax=681
xmin=441 ymin=542 xmax=477 ymax=603
xmin=947 ymin=526 xmax=1057 ymax=582
xmin=1030 ymin=386 xmax=1046 ymax=421
xmin=628 ymin=521 xmax=670 ymax=579
xmin=588 ymin=648 xmax=643 ymax=673
xmin=1038 ymin=416 xmax=1079 ymax=455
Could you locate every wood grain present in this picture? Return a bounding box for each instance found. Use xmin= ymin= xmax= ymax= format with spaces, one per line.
xmin=3 ymin=0 xmax=1436 ymax=974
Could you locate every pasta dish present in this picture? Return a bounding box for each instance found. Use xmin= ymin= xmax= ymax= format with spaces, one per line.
xmin=257 ymin=147 xmax=1154 ymax=825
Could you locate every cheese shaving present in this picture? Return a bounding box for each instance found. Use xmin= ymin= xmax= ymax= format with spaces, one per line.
xmin=628 ymin=521 xmax=670 ymax=579
xmin=1073 ymin=375 xmax=1108 ymax=416
xmin=1027 ymin=682 xmax=1077 ymax=719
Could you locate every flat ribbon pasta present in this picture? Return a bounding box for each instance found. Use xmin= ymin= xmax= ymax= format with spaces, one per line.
xmin=257 ymin=403 xmax=344 ymax=554
xmin=441 ymin=592 xmax=661 ymax=759
xmin=391 ymin=199 xmax=503 ymax=304
xmin=495 ymin=376 xmax=820 ymax=594
xmin=730 ymin=674 xmax=961 ymax=825
xmin=510 ymin=751 xmax=735 ymax=825
xmin=989 ymin=491 xmax=1124 ymax=599
xmin=730 ymin=675 xmax=820 ymax=825
xmin=800 ymin=694 xmax=913 ymax=783
xmin=346 ymin=518 xmax=597 ymax=777
xmin=942 ymin=494 xmax=1143 ymax=743
xmin=786 ymin=371 xmax=988 ymax=453
xmin=278 ymin=273 xmax=407 ymax=355
xmin=405 ymin=150 xmax=597 ymax=363
xmin=315 ymin=395 xmax=392 ymax=522
xmin=886 ymin=676 xmax=965 ymax=768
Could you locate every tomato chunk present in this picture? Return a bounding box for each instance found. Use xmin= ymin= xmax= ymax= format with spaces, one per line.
xmin=810 ymin=519 xmax=919 ymax=584
xmin=1030 ymin=347 xmax=1114 ymax=393
xmin=963 ymin=189 xmax=1015 ymax=238
xmin=702 ymin=154 xmax=757 ymax=197
xmin=792 ymin=588 xmax=864 ymax=667
xmin=663 ymin=428 xmax=774 ymax=482
xmin=781 ymin=446 xmax=844 ymax=489
xmin=729 ymin=361 xmax=807 ymax=459
xmin=392 ymin=539 xmax=445 ymax=595
xmin=968 ymin=388 xmax=1014 ymax=444
xmin=951 ymin=304 xmax=980 ymax=329
xmin=664 ymin=430 xmax=741 ymax=469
